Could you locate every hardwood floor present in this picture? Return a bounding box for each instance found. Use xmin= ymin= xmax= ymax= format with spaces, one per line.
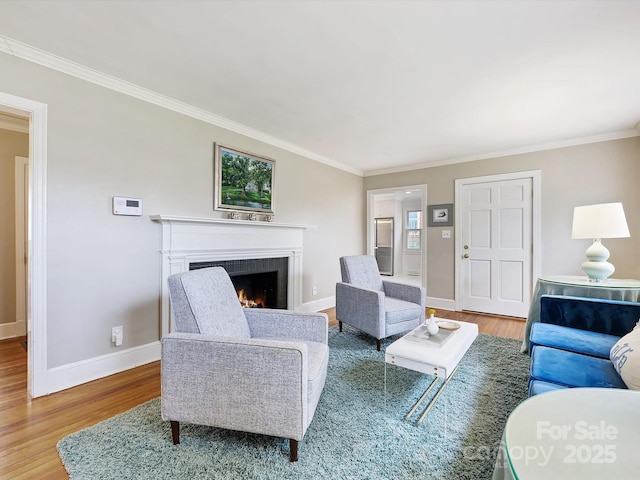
xmin=324 ymin=306 xmax=525 ymax=342
xmin=0 ymin=309 xmax=524 ymax=479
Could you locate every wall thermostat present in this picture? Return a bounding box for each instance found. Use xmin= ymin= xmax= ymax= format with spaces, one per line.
xmin=112 ymin=196 xmax=143 ymax=216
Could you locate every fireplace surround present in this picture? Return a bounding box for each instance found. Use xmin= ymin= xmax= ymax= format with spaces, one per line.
xmin=151 ymin=215 xmax=313 ymax=335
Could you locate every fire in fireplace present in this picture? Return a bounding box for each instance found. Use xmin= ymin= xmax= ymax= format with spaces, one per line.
xmin=189 ymin=257 xmax=288 ymax=309
xmin=233 ymin=271 xmax=277 ymax=308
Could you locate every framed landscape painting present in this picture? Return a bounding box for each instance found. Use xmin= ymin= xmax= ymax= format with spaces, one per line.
xmin=214 ymin=143 xmax=275 ymax=214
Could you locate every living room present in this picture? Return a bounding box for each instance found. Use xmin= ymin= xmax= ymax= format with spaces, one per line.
xmin=0 ymin=1 xmax=639 ymax=478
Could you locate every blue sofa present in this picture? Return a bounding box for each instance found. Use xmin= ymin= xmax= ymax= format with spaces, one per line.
xmin=527 ymin=295 xmax=640 ymax=396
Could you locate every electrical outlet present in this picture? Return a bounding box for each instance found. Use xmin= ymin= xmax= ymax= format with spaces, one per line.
xmin=442 ymin=230 xmax=451 ymax=239
xmin=112 ymin=326 xmax=123 ymax=346
xmin=312 ymin=286 xmax=317 ymax=296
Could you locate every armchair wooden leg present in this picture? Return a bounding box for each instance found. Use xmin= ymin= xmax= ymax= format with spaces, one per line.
xmin=376 ymin=339 xmax=381 ymax=351
xmin=339 ymin=321 xmax=343 ymax=332
xmin=289 ymin=439 xmax=298 ymax=462
xmin=170 ymin=421 xmax=180 ymax=445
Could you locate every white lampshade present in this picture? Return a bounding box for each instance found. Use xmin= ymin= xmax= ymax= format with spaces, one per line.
xmin=571 ymin=203 xmax=630 ymax=240
xmin=571 ymin=202 xmax=630 ymax=282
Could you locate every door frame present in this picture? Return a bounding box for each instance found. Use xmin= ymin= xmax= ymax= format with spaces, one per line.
xmin=15 ymin=156 xmax=29 ymax=336
xmin=0 ymin=91 xmax=48 ymax=399
xmin=454 ymin=170 xmax=541 ymax=314
xmin=366 ymin=184 xmax=427 ymax=287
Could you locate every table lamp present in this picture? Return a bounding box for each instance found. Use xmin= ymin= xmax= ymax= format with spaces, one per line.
xmin=571 ymin=202 xmax=630 ymax=282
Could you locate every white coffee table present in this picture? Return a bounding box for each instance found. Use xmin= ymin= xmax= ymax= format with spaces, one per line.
xmin=385 ymin=319 xmax=478 ymax=423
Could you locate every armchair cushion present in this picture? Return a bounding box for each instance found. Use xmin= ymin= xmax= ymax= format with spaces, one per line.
xmin=171 ymin=267 xmax=251 ymax=338
xmin=384 ymin=297 xmax=423 ymax=325
xmin=339 ymin=255 xmax=384 ymax=291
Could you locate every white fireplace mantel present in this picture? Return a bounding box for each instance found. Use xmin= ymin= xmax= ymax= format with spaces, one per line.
xmin=151 ymin=215 xmax=315 ymax=335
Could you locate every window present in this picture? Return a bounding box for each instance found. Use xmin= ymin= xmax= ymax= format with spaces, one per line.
xmin=406 ymin=210 xmax=422 ymax=250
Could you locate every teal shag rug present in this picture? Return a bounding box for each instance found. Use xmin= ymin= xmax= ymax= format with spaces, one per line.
xmin=57 ymin=327 xmax=529 ymax=479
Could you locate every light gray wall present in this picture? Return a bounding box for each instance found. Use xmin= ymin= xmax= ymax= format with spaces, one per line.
xmin=364 ymin=137 xmax=640 ymax=300
xmin=0 ymin=53 xmax=363 ymax=368
xmin=0 ymin=128 xmax=28 ymax=325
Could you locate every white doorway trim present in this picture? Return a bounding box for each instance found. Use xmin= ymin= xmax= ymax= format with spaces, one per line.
xmin=15 ymin=156 xmax=28 ymax=337
xmin=366 ymin=185 xmax=428 ymax=288
xmin=454 ymin=170 xmax=541 ymax=313
xmin=0 ymin=91 xmax=48 ymax=399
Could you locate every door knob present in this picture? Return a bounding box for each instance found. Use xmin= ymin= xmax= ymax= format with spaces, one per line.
xmin=463 ymin=254 xmax=469 ymax=258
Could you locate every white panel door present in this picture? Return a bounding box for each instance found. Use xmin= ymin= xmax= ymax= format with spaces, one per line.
xmin=460 ymin=178 xmax=532 ymax=317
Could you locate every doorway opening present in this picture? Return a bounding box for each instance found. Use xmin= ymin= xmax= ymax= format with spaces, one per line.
xmin=0 ymin=91 xmax=48 ymax=399
xmin=366 ymin=185 xmax=427 ymax=288
xmin=0 ymin=115 xmax=28 ymax=342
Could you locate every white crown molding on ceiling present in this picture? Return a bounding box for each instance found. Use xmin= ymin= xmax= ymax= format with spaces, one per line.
xmin=1 ymin=35 xmax=638 ymax=178
xmin=364 ymin=128 xmax=640 ymax=177
xmin=0 ymin=35 xmax=364 ymax=177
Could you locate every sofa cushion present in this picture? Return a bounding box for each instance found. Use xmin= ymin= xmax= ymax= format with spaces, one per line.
xmin=529 ymin=322 xmax=619 ymax=359
xmin=610 ymin=322 xmax=640 ymax=390
xmin=528 ymin=379 xmax=567 ymax=397
xmin=530 ymin=345 xmax=626 ymax=389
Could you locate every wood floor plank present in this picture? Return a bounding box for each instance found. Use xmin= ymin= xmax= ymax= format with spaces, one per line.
xmin=0 ymin=308 xmax=523 ymax=479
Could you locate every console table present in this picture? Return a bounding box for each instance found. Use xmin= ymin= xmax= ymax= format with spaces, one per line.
xmin=521 ymin=275 xmax=640 ymax=352
xmin=492 ymin=388 xmax=640 ymax=479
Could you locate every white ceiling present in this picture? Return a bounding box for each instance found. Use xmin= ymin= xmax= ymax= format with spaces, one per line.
xmin=1 ymin=0 xmax=639 ymax=176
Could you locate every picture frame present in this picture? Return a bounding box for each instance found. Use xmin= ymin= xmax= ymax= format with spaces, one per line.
xmin=428 ymin=203 xmax=453 ymax=227
xmin=214 ymin=143 xmax=275 ymax=214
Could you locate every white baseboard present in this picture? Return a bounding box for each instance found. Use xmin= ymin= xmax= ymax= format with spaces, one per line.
xmin=426 ymin=296 xmax=456 ymax=311
xmin=45 ymin=341 xmax=160 ymax=396
xmin=0 ymin=320 xmax=26 ymax=340
xmin=301 ymin=295 xmax=335 ymax=313
xmin=39 ymin=295 xmax=453 ymax=395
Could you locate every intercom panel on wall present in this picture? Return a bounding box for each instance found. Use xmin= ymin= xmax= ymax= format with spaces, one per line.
xmin=112 ymin=196 xmax=143 ymax=216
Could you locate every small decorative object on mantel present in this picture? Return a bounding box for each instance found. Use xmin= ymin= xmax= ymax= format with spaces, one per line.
xmin=426 ymin=308 xmax=439 ymax=335
xmin=263 ymin=214 xmax=274 ymax=222
xmin=248 ymin=213 xmax=258 ymax=221
xmin=228 ymin=211 xmax=241 ymax=220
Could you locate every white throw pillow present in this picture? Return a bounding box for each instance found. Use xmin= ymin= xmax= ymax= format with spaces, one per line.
xmin=610 ymin=321 xmax=640 ymax=390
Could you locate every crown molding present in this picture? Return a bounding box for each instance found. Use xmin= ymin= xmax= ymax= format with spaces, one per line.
xmin=0 ymin=35 xmax=364 ymax=177
xmin=364 ymin=128 xmax=640 ymax=177
xmin=2 ymin=35 xmax=637 ymax=179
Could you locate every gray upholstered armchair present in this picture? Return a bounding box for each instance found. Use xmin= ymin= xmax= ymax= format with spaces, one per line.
xmin=336 ymin=255 xmax=426 ymax=350
xmin=161 ymin=267 xmax=329 ymax=462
